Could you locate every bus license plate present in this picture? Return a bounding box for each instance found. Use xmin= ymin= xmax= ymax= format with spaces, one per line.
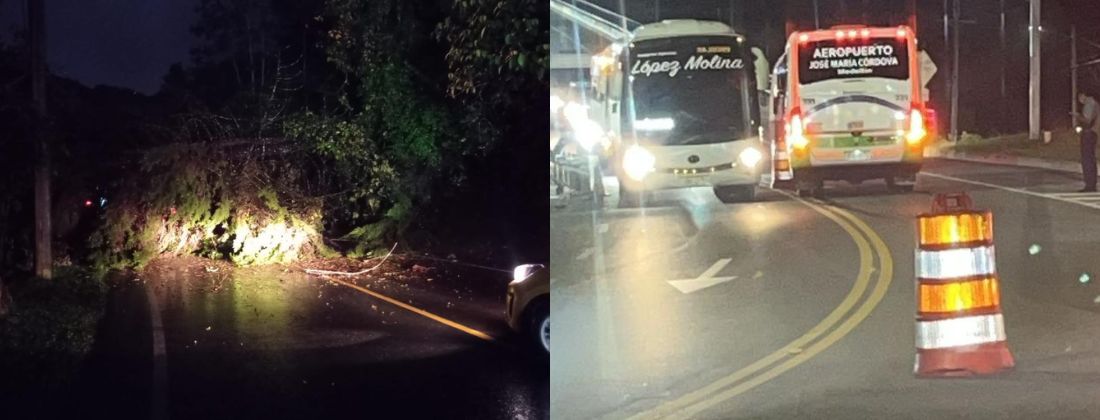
xmin=676 ymin=172 xmax=708 ymax=185
xmin=845 ymin=149 xmax=871 ymax=161
xmin=682 ymin=174 xmax=707 ymax=184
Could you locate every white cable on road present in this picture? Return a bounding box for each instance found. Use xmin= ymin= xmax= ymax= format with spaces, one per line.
xmin=303 ymin=243 xmax=398 ymax=276
xmin=303 ymin=242 xmax=512 ymax=276
xmin=404 ymin=254 xmax=511 ymax=273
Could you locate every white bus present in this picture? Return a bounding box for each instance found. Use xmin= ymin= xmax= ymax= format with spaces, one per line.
xmin=767 ymin=25 xmax=927 ymax=197
xmin=587 ymin=20 xmax=764 ymax=206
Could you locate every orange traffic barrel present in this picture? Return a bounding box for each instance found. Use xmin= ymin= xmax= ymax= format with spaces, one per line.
xmin=914 ymin=192 xmax=1014 ymax=377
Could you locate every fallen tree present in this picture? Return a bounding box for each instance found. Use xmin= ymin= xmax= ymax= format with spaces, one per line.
xmin=87 ymin=141 xmax=333 ymax=271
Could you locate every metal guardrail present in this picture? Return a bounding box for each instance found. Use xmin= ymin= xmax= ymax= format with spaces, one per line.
xmin=552 ymin=153 xmax=605 ymax=205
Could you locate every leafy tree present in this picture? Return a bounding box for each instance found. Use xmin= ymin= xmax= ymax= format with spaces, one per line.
xmin=435 ymin=0 xmax=549 ymax=146
xmin=435 ymin=0 xmax=550 ymax=256
xmin=84 ymin=0 xmax=549 ymax=263
xmin=282 ymin=0 xmax=466 ymax=250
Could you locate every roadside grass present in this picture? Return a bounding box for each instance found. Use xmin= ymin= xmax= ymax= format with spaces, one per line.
xmin=942 ymin=129 xmax=1085 ymax=163
xmin=0 ymin=267 xmax=108 ymax=393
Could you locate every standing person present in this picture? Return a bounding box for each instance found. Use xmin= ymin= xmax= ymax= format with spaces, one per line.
xmin=1076 ymin=92 xmax=1100 ymax=192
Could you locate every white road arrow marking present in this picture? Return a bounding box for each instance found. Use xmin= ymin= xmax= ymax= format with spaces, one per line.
xmin=576 ymin=247 xmax=595 ymax=261
xmin=668 ymin=258 xmax=736 ymax=294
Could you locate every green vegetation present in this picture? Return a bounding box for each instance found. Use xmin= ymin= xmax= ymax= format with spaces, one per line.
xmin=0 ymin=267 xmax=107 ymax=390
xmin=88 ymin=0 xmax=548 ymax=267
xmin=943 ymin=129 xmax=1084 ymax=163
xmin=5 ymin=0 xmax=548 ymax=271
xmin=88 ymin=144 xmax=326 ymax=271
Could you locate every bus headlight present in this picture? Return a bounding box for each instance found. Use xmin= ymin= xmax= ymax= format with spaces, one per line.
xmin=738 ymin=147 xmax=763 ymax=168
xmin=622 ymin=145 xmax=656 ymax=181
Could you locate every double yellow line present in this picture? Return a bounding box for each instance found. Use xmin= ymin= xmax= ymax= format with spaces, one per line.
xmin=629 ymin=195 xmax=894 ymax=419
xmin=325 ymin=277 xmax=496 ymax=342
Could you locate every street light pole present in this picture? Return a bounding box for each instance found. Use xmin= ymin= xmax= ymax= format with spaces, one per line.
xmin=1029 ymin=0 xmax=1041 ymax=141
xmin=1000 ymin=0 xmax=1006 ymax=101
xmin=943 ymin=0 xmax=951 ymax=139
xmin=950 ymin=0 xmax=960 ymax=142
xmin=813 ymin=0 xmax=820 ymax=29
xmin=1072 ymin=24 xmax=1078 ymax=129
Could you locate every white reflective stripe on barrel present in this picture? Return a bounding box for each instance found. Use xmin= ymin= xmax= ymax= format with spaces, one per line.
xmin=915 ymin=313 xmax=1006 ymax=349
xmin=916 ymin=245 xmax=996 ymax=280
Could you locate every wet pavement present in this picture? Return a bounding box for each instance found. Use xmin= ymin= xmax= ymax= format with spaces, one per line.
xmin=552 ymin=158 xmax=1100 ymax=419
xmin=75 ymin=255 xmax=548 ymax=419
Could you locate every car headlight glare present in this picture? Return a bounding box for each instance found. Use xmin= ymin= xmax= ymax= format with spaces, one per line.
xmin=622 ymin=145 xmax=656 ymax=181
xmin=573 ymin=120 xmax=601 ymax=151
xmin=512 ymin=264 xmax=544 ymax=284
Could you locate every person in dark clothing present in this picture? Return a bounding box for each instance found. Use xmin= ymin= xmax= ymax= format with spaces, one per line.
xmin=1075 ymin=92 xmax=1100 ymax=192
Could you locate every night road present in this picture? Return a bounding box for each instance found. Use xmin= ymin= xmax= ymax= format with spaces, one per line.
xmin=66 ymin=257 xmax=548 ymax=420
xmin=551 ymin=159 xmax=1100 ymax=419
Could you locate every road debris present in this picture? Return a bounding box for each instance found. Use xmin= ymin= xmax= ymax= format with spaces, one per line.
xmin=303 ymin=243 xmax=398 ymax=276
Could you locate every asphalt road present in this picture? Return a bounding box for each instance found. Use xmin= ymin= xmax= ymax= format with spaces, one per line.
xmin=551 ymin=158 xmax=1100 ymax=419
xmin=70 ymin=257 xmax=548 ymax=420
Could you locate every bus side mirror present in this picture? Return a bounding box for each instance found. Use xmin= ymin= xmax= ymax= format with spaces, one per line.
xmin=751 ymin=47 xmax=769 ymax=91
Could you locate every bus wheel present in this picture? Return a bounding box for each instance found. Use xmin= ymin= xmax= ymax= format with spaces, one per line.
xmin=714 ymin=185 xmax=755 ymax=203
xmin=771 ymin=179 xmax=796 ymax=190
xmin=885 ymin=176 xmax=915 ymax=193
xmin=812 ymin=184 xmax=826 ymax=199
xmin=796 ymin=179 xmax=823 ymax=198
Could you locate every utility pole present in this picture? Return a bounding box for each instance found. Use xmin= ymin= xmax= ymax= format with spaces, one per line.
xmin=813 ymin=0 xmax=820 ymax=29
xmin=943 ymin=0 xmax=951 ymax=139
xmin=729 ymin=0 xmax=734 ymax=28
xmin=1072 ymin=24 xmax=1078 ymax=129
xmin=29 ymin=0 xmax=51 ymax=280
xmin=654 ymin=0 xmax=660 ymax=21
xmin=950 ymin=0 xmax=960 ymax=142
xmin=1000 ymin=0 xmax=1006 ymax=101
xmin=1029 ymin=0 xmax=1041 ymax=141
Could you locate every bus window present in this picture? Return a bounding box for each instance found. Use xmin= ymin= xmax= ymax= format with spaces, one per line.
xmin=626 ymin=35 xmax=756 ymax=145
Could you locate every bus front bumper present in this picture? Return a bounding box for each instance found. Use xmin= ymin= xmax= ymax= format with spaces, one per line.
xmin=621 ymin=164 xmax=761 ymax=192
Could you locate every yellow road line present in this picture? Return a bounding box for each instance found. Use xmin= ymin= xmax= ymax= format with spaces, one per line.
xmin=670 ymin=201 xmax=894 ymax=418
xmin=325 ymin=277 xmax=495 ymax=342
xmin=630 ymin=194 xmax=880 ymax=419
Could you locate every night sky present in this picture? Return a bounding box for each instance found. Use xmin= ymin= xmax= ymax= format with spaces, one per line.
xmin=566 ymin=0 xmax=1100 ymax=134
xmin=1 ymin=0 xmax=196 ymax=94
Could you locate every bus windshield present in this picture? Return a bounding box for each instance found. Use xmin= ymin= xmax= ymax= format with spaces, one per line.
xmin=627 ymin=36 xmax=755 ymax=146
xmin=797 ymin=37 xmax=908 ymax=85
